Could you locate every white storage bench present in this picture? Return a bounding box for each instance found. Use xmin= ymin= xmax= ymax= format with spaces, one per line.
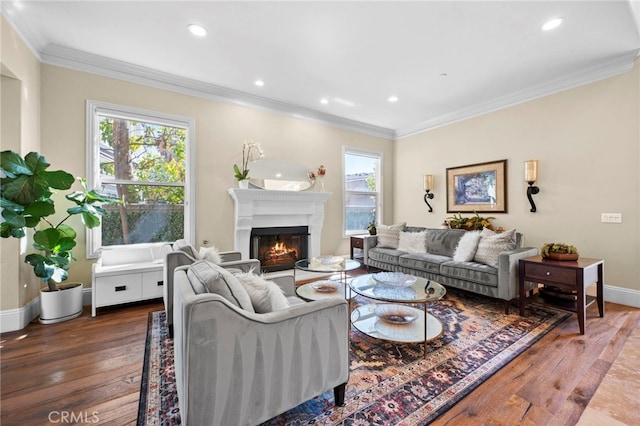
xmin=92 ymin=244 xmax=170 ymax=316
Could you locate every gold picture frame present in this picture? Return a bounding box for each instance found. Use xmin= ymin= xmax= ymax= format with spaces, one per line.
xmin=446 ymin=159 xmax=507 ymax=213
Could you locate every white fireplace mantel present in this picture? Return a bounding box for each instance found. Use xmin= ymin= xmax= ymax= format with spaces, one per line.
xmin=228 ymin=188 xmax=331 ymax=260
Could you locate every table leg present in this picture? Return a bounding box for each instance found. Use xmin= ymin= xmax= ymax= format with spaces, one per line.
xmin=424 ymin=302 xmax=428 ymax=359
xmin=597 ymin=263 xmax=605 ymax=318
xmin=577 ymin=274 xmax=586 ymax=335
xmin=519 ymin=263 xmax=526 ymax=316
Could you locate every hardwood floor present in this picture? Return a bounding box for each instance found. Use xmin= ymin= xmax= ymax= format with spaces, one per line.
xmin=2 ymin=280 xmax=638 ymax=425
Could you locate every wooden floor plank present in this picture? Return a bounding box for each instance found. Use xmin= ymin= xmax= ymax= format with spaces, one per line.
xmin=1 ymin=274 xmax=638 ymax=426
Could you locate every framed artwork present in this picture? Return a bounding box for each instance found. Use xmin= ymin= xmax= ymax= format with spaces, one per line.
xmin=446 ymin=159 xmax=507 ymax=213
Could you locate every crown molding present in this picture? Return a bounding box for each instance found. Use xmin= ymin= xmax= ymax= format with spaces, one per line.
xmin=1 ymin=9 xmax=43 ymax=61
xmin=40 ymin=44 xmax=395 ymax=140
xmin=396 ymin=50 xmax=640 ymax=139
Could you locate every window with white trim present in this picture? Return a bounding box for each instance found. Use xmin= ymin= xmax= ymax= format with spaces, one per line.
xmin=86 ymin=100 xmax=194 ymax=257
xmin=343 ymin=147 xmax=382 ymax=236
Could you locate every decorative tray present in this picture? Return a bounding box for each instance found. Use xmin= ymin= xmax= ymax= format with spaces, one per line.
xmin=312 ymin=280 xmax=340 ymax=293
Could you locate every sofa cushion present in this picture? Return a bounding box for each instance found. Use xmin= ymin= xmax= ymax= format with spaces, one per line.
xmin=376 ymin=223 xmax=406 ymax=248
xmin=174 ymin=239 xmax=200 ymax=259
xmin=368 ymin=247 xmax=404 ymax=265
xmin=187 ymin=260 xmax=255 ymax=312
xmin=440 ymin=260 xmax=499 ymax=287
xmin=474 ymin=228 xmax=517 ymax=267
xmin=234 ymin=272 xmax=290 ymax=313
xmin=397 ymin=231 xmax=427 ymax=254
xmin=398 ymin=253 xmax=451 ymax=274
xmin=453 ymin=231 xmax=482 ymax=262
xmin=425 ymin=229 xmax=466 ymax=257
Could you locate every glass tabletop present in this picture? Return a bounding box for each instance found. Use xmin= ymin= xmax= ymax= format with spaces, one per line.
xmin=295 ymin=258 xmax=361 ymax=273
xmin=349 ymin=273 xmax=446 ymax=303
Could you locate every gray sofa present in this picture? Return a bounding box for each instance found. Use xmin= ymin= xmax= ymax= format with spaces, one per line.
xmin=363 ymin=227 xmax=538 ymax=313
xmin=173 ymin=261 xmax=349 ymax=425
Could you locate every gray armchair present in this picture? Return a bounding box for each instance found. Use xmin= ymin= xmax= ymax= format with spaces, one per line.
xmin=164 ymin=241 xmax=256 ymax=337
xmin=173 ymin=263 xmax=349 ymax=425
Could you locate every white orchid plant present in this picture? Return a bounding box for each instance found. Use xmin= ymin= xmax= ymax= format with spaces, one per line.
xmin=233 ymin=140 xmax=264 ymax=181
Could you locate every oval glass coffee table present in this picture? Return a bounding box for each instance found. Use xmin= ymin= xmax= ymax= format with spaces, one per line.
xmin=349 ymin=273 xmax=446 ymax=358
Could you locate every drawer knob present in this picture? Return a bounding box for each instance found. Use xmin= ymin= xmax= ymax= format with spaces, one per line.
xmin=157 ymin=280 xmax=164 ymax=287
xmin=546 ymin=272 xmax=551 ymax=276
xmin=115 ymin=285 xmax=127 ymax=292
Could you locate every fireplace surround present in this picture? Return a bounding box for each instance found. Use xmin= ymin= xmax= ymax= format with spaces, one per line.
xmin=228 ymin=188 xmax=331 ymax=262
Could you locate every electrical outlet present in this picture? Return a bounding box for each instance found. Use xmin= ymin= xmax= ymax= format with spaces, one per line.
xmin=601 ymin=213 xmax=622 ymax=223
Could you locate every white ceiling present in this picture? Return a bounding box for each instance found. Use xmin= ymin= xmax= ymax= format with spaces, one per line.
xmin=3 ymin=1 xmax=640 ymax=139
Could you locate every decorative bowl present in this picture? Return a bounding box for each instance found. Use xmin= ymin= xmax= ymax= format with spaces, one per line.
xmin=311 ymin=280 xmax=340 ymax=293
xmin=372 ymin=272 xmax=417 ymax=287
xmin=314 ymin=255 xmax=344 ymax=265
xmin=374 ymin=304 xmax=418 ymax=324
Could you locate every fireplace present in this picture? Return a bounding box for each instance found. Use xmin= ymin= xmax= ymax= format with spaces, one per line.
xmin=228 ymin=188 xmax=331 ymax=261
xmin=250 ymin=226 xmax=309 ymax=272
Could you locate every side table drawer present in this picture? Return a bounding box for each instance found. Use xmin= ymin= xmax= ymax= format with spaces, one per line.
xmin=95 ymin=275 xmax=143 ymax=306
xmin=351 ymin=236 xmax=365 ymax=249
xmin=142 ymin=270 xmax=165 ymax=299
xmin=524 ymin=263 xmax=576 ymax=285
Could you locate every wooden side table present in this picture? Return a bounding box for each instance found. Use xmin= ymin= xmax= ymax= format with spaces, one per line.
xmin=350 ymin=235 xmax=367 ymax=260
xmin=518 ymin=255 xmax=604 ymax=335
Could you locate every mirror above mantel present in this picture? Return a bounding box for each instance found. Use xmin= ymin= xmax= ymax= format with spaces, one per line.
xmin=247 ymin=158 xmax=313 ymax=191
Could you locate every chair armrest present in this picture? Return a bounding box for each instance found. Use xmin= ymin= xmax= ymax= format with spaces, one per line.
xmin=219 ymin=251 xmax=242 ymax=262
xmin=163 ymin=251 xmax=198 ymax=327
xmin=262 ymin=272 xmax=296 ymax=297
xmin=497 ymin=247 xmax=539 ymax=301
xmin=220 ymin=258 xmax=261 ymax=273
xmin=363 ymin=235 xmax=378 ymax=266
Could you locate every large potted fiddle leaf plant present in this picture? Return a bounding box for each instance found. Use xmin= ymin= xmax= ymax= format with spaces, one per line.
xmin=0 ymin=151 xmax=119 ymax=323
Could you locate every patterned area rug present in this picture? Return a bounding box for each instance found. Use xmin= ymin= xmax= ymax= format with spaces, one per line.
xmin=137 ymin=289 xmax=569 ymax=425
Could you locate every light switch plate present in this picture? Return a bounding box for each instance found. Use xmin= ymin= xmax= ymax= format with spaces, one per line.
xmin=601 ymin=213 xmax=622 ymax=223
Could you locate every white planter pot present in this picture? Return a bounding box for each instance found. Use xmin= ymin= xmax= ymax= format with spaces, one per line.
xmin=238 ymin=180 xmax=249 ymax=189
xmin=39 ymin=283 xmax=83 ymax=324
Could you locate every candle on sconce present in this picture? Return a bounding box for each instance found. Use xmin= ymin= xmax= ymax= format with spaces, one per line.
xmin=423 ymin=175 xmax=434 ymax=191
xmin=524 ymin=160 xmax=538 ymax=183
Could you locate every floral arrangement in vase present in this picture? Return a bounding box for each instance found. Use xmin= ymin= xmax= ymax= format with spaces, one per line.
xmin=233 ymin=139 xmax=264 ymax=181
xmin=308 ymin=165 xmax=327 ymax=191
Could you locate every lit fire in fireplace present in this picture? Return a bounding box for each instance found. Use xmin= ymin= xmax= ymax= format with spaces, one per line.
xmin=262 ymin=240 xmax=298 ymax=265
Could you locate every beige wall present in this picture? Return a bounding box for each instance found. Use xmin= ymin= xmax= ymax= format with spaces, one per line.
xmin=395 ymin=59 xmax=640 ymax=292
xmin=1 ymin=16 xmax=42 ymax=310
xmin=37 ymin=64 xmax=393 ymax=295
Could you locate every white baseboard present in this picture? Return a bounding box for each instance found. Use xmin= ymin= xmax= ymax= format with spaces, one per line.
xmin=603 ymin=284 xmax=640 ymax=308
xmin=0 ymin=288 xmax=93 ymax=333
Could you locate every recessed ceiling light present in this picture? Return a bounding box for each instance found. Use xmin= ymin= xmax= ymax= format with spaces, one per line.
xmin=440 ymin=73 xmax=448 ymax=78
xmin=254 ymin=79 xmax=264 ymax=87
xmin=542 ymin=17 xmax=563 ymax=31
xmin=188 ymin=24 xmax=207 ymax=37
xmin=320 ymin=98 xmax=329 ymax=105
xmin=388 ymin=96 xmax=399 ymax=103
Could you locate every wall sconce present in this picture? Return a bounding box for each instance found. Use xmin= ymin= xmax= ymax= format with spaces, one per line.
xmin=524 ymin=160 xmax=540 ymax=212
xmin=423 ymin=174 xmax=434 ymax=212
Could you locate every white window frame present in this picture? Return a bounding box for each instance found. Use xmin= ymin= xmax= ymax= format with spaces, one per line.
xmin=342 ymin=146 xmax=383 ymax=237
xmin=85 ymin=100 xmax=195 ymax=258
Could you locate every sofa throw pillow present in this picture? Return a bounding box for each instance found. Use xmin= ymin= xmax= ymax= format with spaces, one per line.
xmin=174 ymin=239 xmax=200 ymax=260
xmin=473 ymin=228 xmax=517 ymax=267
xmin=187 ymin=260 xmax=255 ymax=312
xmin=376 ymin=223 xmax=406 ymax=249
xmin=199 ymin=246 xmax=222 ymax=264
xmin=397 ymin=231 xmax=427 ymax=254
xmin=234 ymin=272 xmax=290 ymax=313
xmin=453 ymin=231 xmax=482 ymax=262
